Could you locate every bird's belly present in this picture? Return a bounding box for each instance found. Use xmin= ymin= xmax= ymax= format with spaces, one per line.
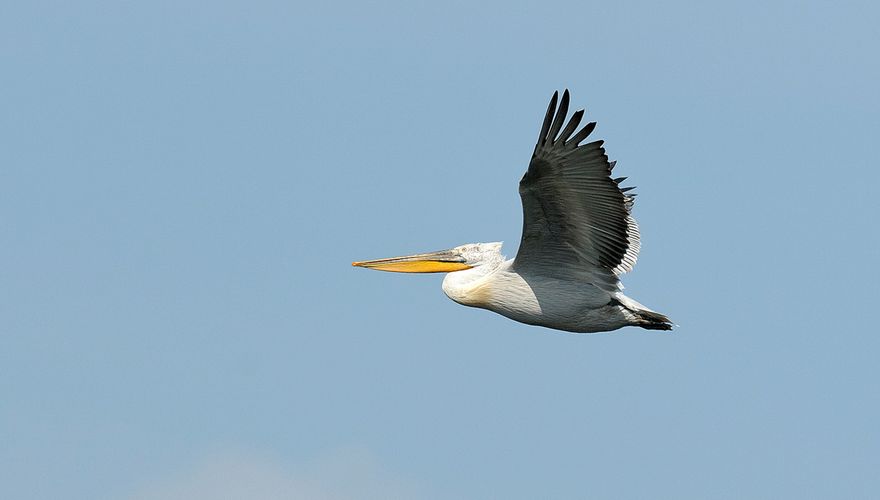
xmin=458 ymin=273 xmax=631 ymax=333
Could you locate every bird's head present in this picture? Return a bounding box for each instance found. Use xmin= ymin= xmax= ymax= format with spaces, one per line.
xmin=352 ymin=242 xmax=504 ymax=274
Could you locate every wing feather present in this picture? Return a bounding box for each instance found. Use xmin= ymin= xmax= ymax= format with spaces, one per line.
xmin=537 ymin=91 xmax=558 ymax=145
xmin=557 ymin=109 xmax=584 ymax=144
xmin=545 ymin=90 xmax=570 ymax=146
xmin=514 ymin=90 xmax=641 ymax=290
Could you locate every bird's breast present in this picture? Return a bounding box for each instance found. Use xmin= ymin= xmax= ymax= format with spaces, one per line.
xmin=442 ymin=269 xmax=542 ymax=317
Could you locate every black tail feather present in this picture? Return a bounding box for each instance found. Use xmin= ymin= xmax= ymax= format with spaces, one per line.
xmin=637 ymin=310 xmax=673 ymax=331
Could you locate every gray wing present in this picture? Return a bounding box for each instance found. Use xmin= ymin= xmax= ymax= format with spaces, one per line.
xmin=513 ymin=90 xmax=640 ymax=291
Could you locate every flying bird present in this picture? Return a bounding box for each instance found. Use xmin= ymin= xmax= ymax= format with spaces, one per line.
xmin=353 ymin=90 xmax=671 ymax=333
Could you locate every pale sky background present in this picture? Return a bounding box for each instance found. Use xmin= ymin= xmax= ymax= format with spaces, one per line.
xmin=2 ymin=1 xmax=879 ymax=499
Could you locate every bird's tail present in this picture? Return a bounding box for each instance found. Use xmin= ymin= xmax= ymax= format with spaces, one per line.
xmin=635 ymin=309 xmax=673 ymax=331
xmin=615 ymin=294 xmax=673 ymax=331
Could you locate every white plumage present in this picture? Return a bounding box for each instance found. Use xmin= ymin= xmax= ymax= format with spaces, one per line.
xmin=354 ymin=90 xmax=671 ymax=333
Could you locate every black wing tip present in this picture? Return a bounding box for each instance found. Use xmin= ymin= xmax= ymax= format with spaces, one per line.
xmin=557 ymin=109 xmax=585 ymax=144
xmin=547 ymin=89 xmax=574 ymax=111
xmin=537 ymin=92 xmax=560 ymax=149
xmin=550 ymin=91 xmax=570 ymax=135
xmin=568 ymin=121 xmax=596 ymax=147
xmin=537 ymin=89 xmax=604 ymax=148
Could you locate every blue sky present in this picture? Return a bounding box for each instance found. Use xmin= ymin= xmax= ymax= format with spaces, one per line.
xmin=2 ymin=1 xmax=878 ymax=499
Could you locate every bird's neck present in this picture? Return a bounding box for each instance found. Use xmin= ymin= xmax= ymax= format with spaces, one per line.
xmin=441 ymin=259 xmax=510 ymax=307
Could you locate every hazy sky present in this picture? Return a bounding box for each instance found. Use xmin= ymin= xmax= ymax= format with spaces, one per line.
xmin=2 ymin=1 xmax=878 ymax=499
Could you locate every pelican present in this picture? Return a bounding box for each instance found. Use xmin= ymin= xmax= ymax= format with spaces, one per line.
xmin=353 ymin=90 xmax=671 ymax=333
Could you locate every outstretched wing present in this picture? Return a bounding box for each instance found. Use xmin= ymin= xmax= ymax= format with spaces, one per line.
xmin=513 ymin=90 xmax=640 ymax=291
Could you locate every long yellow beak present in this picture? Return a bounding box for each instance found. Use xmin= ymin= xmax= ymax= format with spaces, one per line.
xmin=352 ymin=248 xmax=472 ymax=273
